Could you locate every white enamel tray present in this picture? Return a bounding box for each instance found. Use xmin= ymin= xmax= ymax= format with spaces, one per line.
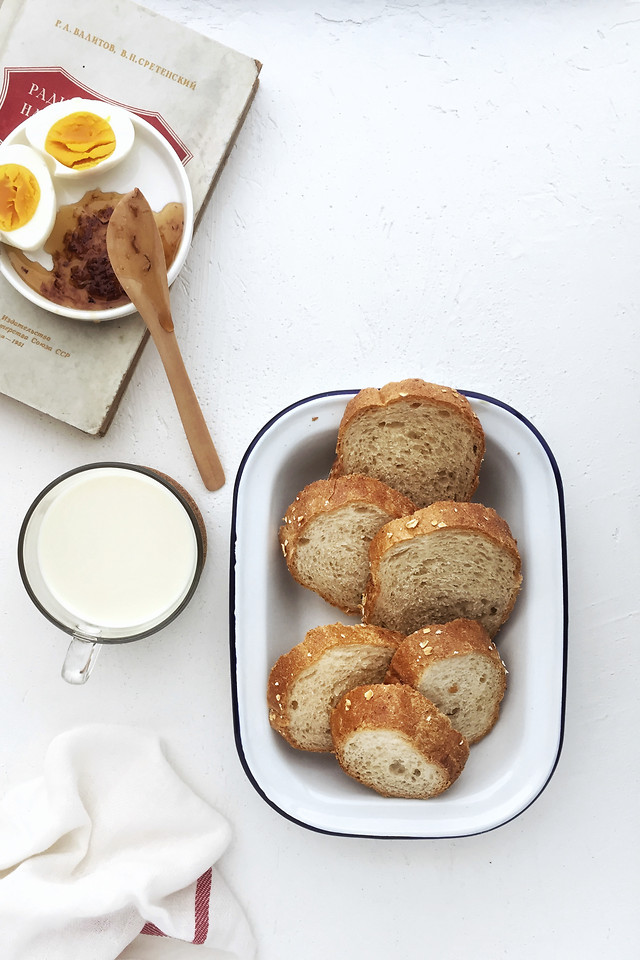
xmin=230 ymin=390 xmax=567 ymax=838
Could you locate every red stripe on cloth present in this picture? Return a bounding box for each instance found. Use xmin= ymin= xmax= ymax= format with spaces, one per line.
xmin=192 ymin=867 xmax=213 ymax=944
xmin=138 ymin=869 xmax=212 ymax=943
xmin=140 ymin=922 xmax=166 ymax=937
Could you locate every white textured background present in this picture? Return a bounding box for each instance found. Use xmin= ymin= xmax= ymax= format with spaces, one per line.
xmin=1 ymin=2 xmax=638 ymax=957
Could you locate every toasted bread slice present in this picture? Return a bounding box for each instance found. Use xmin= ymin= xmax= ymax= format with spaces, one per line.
xmin=279 ymin=475 xmax=415 ymax=615
xmin=330 ymin=683 xmax=469 ymax=798
xmin=363 ymin=501 xmax=522 ymax=638
xmin=267 ymin=623 xmax=404 ymax=752
xmin=385 ymin=619 xmax=507 ymax=743
xmin=330 ymin=379 xmax=485 ymax=508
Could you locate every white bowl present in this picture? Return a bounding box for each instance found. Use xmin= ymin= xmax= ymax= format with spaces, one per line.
xmin=230 ymin=390 xmax=568 ymax=839
xmin=0 ymin=110 xmax=193 ymax=322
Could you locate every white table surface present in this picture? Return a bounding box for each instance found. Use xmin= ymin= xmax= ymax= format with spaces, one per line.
xmin=1 ymin=1 xmax=638 ymax=957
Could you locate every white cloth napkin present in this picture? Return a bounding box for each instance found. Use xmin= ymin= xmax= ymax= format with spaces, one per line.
xmin=0 ymin=725 xmax=256 ymax=960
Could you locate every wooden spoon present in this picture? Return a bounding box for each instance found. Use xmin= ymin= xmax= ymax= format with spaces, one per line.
xmin=106 ymin=188 xmax=225 ymax=491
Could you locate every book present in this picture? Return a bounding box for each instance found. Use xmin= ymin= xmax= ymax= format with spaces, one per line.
xmin=0 ymin=0 xmax=260 ymax=435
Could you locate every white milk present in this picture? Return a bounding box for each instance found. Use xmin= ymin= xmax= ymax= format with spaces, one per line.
xmin=36 ymin=468 xmax=198 ymax=630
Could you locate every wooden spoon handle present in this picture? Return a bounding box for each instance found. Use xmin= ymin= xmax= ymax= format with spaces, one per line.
xmin=151 ymin=329 xmax=225 ymax=491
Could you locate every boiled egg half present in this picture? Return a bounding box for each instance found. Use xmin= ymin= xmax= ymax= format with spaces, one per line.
xmin=0 ymin=143 xmax=57 ymax=251
xmin=24 ymin=97 xmax=135 ymax=178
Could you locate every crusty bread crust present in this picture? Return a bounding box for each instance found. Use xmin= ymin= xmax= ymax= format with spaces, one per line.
xmin=363 ymin=501 xmax=522 ymax=637
xmin=385 ymin=619 xmax=507 ymax=743
xmin=267 ymin=623 xmax=405 ymax=752
xmin=330 ymin=683 xmax=469 ymax=798
xmin=279 ymin=475 xmax=415 ymax=614
xmin=330 ymin=379 xmax=485 ymax=508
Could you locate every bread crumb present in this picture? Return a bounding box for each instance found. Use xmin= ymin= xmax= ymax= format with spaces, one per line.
xmin=364 ymin=689 xmax=374 ymax=700
xmin=437 ymin=521 xmax=447 ymax=528
xmin=405 ymin=517 xmax=419 ymax=528
xmin=345 ymin=698 xmax=351 ymax=710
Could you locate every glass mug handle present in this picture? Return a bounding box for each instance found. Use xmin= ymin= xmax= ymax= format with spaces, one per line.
xmin=61 ymin=633 xmax=101 ymax=684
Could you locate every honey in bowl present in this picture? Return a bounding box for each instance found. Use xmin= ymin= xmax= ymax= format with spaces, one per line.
xmin=6 ymin=189 xmax=184 ymax=312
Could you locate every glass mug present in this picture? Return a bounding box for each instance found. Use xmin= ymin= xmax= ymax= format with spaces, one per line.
xmin=18 ymin=463 xmax=206 ymax=684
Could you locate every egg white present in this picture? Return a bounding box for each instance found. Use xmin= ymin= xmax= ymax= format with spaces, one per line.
xmin=24 ymin=97 xmax=135 ymax=179
xmin=0 ymin=143 xmax=58 ymax=251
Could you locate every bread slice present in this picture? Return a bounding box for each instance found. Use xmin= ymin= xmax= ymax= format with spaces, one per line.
xmin=330 ymin=379 xmax=485 ymax=508
xmin=363 ymin=501 xmax=522 ymax=638
xmin=330 ymin=683 xmax=469 ymax=798
xmin=267 ymin=623 xmax=404 ymax=752
xmin=385 ymin=619 xmax=507 ymax=743
xmin=279 ymin=475 xmax=415 ymax=615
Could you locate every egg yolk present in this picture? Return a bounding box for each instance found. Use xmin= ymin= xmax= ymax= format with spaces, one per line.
xmin=0 ymin=163 xmax=41 ymax=231
xmin=45 ymin=111 xmax=116 ymax=170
